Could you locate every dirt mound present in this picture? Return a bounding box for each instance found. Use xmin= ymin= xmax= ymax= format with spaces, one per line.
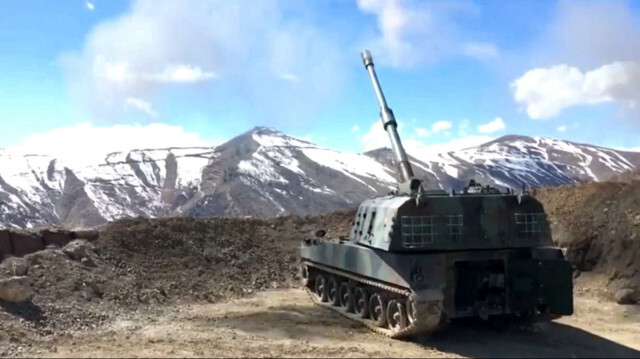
xmin=0 ymin=209 xmax=355 ymax=355
xmin=94 ymin=210 xmax=353 ymax=305
xmin=534 ymin=180 xmax=640 ymax=296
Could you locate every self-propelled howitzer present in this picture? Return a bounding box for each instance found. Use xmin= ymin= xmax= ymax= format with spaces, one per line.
xmin=299 ymin=50 xmax=574 ymax=338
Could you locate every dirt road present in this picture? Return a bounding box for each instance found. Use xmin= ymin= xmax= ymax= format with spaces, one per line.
xmin=14 ymin=287 xmax=639 ymax=358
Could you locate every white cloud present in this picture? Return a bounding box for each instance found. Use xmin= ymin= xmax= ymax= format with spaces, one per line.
xmin=91 ymin=59 xmax=217 ymax=85
xmin=415 ymin=127 xmax=430 ymax=137
xmin=431 ymin=120 xmax=452 ymax=133
xmin=7 ymin=122 xmax=217 ymax=166
xmin=356 ymin=0 xmax=496 ymax=68
xmin=511 ymin=62 xmax=640 ymax=119
xmin=124 ymin=97 xmax=157 ymax=118
xmin=557 ymin=125 xmax=567 ymax=132
xmin=154 ymin=65 xmax=217 ymax=83
xmin=362 ymin=120 xmax=389 ymax=151
xmin=461 ymin=42 xmax=500 ymax=61
xmin=351 ymin=125 xmax=361 ymax=132
xmin=477 ymin=117 xmax=505 ymax=134
xmin=511 ymin=0 xmax=640 ymax=126
xmin=85 ymin=0 xmax=94 ymax=11
xmin=280 ymin=73 xmax=300 ymax=82
xmin=58 ymin=0 xmax=348 ymax=123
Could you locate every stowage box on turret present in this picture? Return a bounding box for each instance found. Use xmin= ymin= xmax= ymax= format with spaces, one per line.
xmin=299 ymin=50 xmax=573 ymax=338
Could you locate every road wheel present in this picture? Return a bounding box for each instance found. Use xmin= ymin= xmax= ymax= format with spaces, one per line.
xmin=314 ymin=275 xmax=328 ymax=302
xmin=369 ymin=293 xmax=387 ymax=327
xmin=339 ymin=282 xmax=354 ymax=312
xmin=353 ymin=287 xmax=369 ymax=318
xmin=327 ymin=276 xmax=340 ymax=306
xmin=387 ymin=299 xmax=408 ymax=333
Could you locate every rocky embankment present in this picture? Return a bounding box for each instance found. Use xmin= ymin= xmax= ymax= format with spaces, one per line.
xmin=0 ymin=228 xmax=100 ymax=304
xmin=533 ymin=172 xmax=640 ymax=305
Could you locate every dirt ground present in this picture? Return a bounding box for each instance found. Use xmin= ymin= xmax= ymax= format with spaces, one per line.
xmin=10 ymin=281 xmax=640 ymax=359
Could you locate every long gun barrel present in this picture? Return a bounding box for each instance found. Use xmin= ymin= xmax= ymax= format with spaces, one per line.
xmin=361 ymin=49 xmax=415 ymax=184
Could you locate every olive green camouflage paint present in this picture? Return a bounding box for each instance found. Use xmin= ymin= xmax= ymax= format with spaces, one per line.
xmin=348 ymin=192 xmax=553 ymax=252
xmin=300 ymin=189 xmax=574 ymax=319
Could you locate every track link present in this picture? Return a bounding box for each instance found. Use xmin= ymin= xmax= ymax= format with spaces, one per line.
xmin=301 ymin=261 xmax=443 ymax=339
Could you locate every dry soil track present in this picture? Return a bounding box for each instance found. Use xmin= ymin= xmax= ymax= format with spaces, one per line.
xmin=11 ymin=283 xmax=640 ymax=359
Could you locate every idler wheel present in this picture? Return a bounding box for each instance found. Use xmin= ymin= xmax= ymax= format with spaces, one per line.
xmin=327 ymin=276 xmax=340 ymax=306
xmin=353 ymin=287 xmax=369 ymax=318
xmin=369 ymin=293 xmax=387 ymax=327
xmin=339 ymin=282 xmax=354 ymax=312
xmin=406 ymin=296 xmax=418 ymax=324
xmin=387 ymin=299 xmax=408 ymax=333
xmin=314 ymin=275 xmax=328 ymax=302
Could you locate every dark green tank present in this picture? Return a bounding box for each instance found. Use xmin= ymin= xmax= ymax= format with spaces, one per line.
xmin=299 ymin=50 xmax=574 ymax=338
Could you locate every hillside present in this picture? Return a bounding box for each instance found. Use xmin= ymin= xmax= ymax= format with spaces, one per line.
xmin=0 ymin=127 xmax=639 ymax=229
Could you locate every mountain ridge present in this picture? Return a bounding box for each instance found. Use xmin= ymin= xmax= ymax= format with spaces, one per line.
xmin=0 ymin=126 xmax=638 ymax=229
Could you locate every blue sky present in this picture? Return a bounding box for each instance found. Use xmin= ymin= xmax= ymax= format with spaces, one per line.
xmin=1 ymin=0 xmax=639 ymax=161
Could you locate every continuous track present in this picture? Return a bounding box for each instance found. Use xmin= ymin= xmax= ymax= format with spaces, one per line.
xmin=301 ymin=261 xmax=444 ymax=339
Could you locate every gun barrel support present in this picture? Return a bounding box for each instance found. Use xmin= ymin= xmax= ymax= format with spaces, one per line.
xmin=361 ymin=49 xmax=414 ymax=183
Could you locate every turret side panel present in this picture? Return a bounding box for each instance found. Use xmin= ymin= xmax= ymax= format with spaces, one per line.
xmin=350 ymin=196 xmax=410 ymax=251
xmin=389 ymin=194 xmax=552 ymax=251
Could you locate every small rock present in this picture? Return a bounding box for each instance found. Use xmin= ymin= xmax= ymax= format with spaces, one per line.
xmin=157 ymin=286 xmax=168 ymax=297
xmin=86 ymin=281 xmax=104 ymax=298
xmin=63 ymin=239 xmax=95 ymax=261
xmin=24 ymin=248 xmax=64 ymax=266
xmin=81 ymin=257 xmax=97 ymax=268
xmin=615 ymin=288 xmax=638 ymax=305
xmin=0 ymin=257 xmax=28 ymax=277
xmin=0 ymin=276 xmax=35 ymax=303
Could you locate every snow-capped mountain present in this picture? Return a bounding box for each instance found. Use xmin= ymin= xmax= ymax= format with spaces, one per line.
xmin=1 ymin=127 xmax=638 ymax=229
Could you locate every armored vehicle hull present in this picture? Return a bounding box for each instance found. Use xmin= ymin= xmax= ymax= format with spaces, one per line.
xmin=299 ymin=49 xmax=574 ymax=338
xmin=300 ymin=240 xmax=573 ymax=338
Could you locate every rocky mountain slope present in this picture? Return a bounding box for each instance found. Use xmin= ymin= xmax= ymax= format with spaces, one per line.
xmin=1 ymin=127 xmax=639 ymax=229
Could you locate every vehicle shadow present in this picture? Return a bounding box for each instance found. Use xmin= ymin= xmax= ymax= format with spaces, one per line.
xmin=203 ymin=304 xmax=640 ymax=358
xmin=417 ymin=319 xmax=640 ymax=358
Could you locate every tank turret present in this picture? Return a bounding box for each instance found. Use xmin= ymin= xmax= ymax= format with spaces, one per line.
xmin=299 ymin=49 xmax=574 ymax=339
